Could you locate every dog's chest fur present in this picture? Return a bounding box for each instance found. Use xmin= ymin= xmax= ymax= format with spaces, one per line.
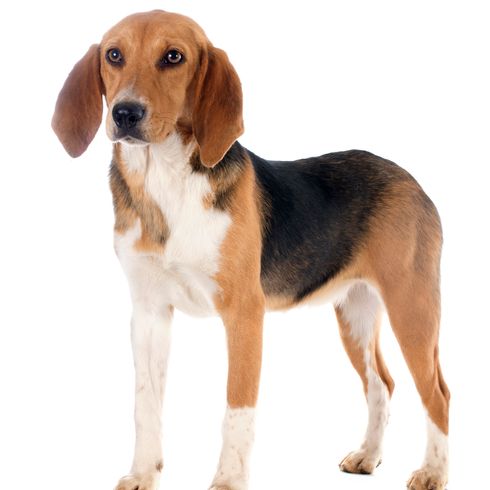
xmin=113 ymin=134 xmax=231 ymax=316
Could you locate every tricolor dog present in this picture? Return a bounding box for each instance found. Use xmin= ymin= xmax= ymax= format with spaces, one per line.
xmin=52 ymin=10 xmax=450 ymax=490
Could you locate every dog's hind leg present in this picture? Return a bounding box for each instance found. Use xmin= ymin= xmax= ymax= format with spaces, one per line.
xmin=335 ymin=282 xmax=394 ymax=475
xmin=381 ymin=274 xmax=449 ymax=490
xmin=364 ymin=184 xmax=449 ymax=489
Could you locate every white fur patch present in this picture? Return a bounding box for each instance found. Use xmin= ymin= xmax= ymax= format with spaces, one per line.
xmin=211 ymin=407 xmax=256 ymax=490
xmin=363 ymin=353 xmax=390 ymax=456
xmin=339 ymin=282 xmax=381 ymax=349
xmin=423 ymin=416 xmax=449 ymax=478
xmin=115 ymin=133 xmax=231 ymax=316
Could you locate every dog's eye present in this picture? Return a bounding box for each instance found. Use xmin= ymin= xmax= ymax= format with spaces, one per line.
xmin=162 ymin=50 xmax=184 ymax=65
xmin=106 ymin=48 xmax=124 ymax=65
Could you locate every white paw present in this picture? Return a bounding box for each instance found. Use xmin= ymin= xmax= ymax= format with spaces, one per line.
xmin=339 ymin=449 xmax=382 ymax=474
xmin=407 ymin=467 xmax=448 ymax=490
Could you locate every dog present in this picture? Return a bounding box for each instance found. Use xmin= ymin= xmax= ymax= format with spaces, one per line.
xmin=52 ymin=10 xmax=450 ymax=490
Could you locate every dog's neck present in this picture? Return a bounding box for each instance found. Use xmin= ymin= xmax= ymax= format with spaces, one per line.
xmin=115 ymin=132 xmax=249 ymax=211
xmin=117 ymin=132 xmax=196 ymax=176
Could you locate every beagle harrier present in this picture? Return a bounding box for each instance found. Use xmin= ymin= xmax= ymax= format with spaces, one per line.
xmin=52 ymin=10 xmax=449 ymax=490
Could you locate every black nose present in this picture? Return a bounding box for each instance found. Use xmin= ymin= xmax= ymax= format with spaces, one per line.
xmin=112 ymin=102 xmax=146 ymax=129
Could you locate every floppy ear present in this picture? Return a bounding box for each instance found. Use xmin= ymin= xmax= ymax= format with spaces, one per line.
xmin=52 ymin=44 xmax=104 ymax=158
xmin=193 ymin=47 xmax=244 ymax=167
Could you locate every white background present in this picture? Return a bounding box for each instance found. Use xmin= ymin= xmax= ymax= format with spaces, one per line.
xmin=1 ymin=1 xmax=489 ymax=488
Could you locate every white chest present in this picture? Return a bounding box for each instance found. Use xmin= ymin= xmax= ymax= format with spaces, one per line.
xmin=114 ymin=134 xmax=231 ymax=316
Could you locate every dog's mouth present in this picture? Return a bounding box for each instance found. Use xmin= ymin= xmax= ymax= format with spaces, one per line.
xmin=112 ymin=127 xmax=149 ymax=146
xmin=118 ymin=135 xmax=148 ymax=146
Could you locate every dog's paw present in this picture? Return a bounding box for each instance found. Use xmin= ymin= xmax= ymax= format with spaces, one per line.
xmin=339 ymin=450 xmax=382 ymax=475
xmin=407 ymin=468 xmax=447 ymax=490
xmin=115 ymin=474 xmax=159 ymax=490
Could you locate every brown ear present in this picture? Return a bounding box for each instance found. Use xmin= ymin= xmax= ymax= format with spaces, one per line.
xmin=52 ymin=44 xmax=104 ymax=158
xmin=193 ymin=47 xmax=244 ymax=167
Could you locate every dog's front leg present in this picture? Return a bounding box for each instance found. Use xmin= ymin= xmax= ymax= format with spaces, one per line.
xmin=116 ymin=303 xmax=173 ymax=490
xmin=210 ymin=295 xmax=264 ymax=490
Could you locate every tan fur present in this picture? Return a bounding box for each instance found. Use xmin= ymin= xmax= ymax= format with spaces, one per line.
xmin=100 ymin=11 xmax=242 ymax=167
xmin=335 ymin=308 xmax=394 ymax=397
xmin=99 ymin=12 xmax=206 ymax=143
xmin=52 ymin=44 xmax=104 ymax=157
xmin=52 ymin=11 xmax=243 ymax=168
xmin=191 ymin=47 xmax=244 ymax=166
xmin=352 ymin=180 xmax=449 ymax=434
xmin=202 ymin=191 xmax=215 ymax=210
xmin=374 ymin=337 xmax=395 ymax=398
xmin=214 ymin=159 xmax=264 ymax=408
xmin=264 ymin=294 xmax=296 ymax=311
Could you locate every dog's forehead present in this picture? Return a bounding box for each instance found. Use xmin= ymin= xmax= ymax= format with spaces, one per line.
xmin=102 ymin=10 xmax=208 ymax=47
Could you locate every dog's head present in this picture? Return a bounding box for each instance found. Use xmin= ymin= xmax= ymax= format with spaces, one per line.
xmin=52 ymin=10 xmax=243 ymax=167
